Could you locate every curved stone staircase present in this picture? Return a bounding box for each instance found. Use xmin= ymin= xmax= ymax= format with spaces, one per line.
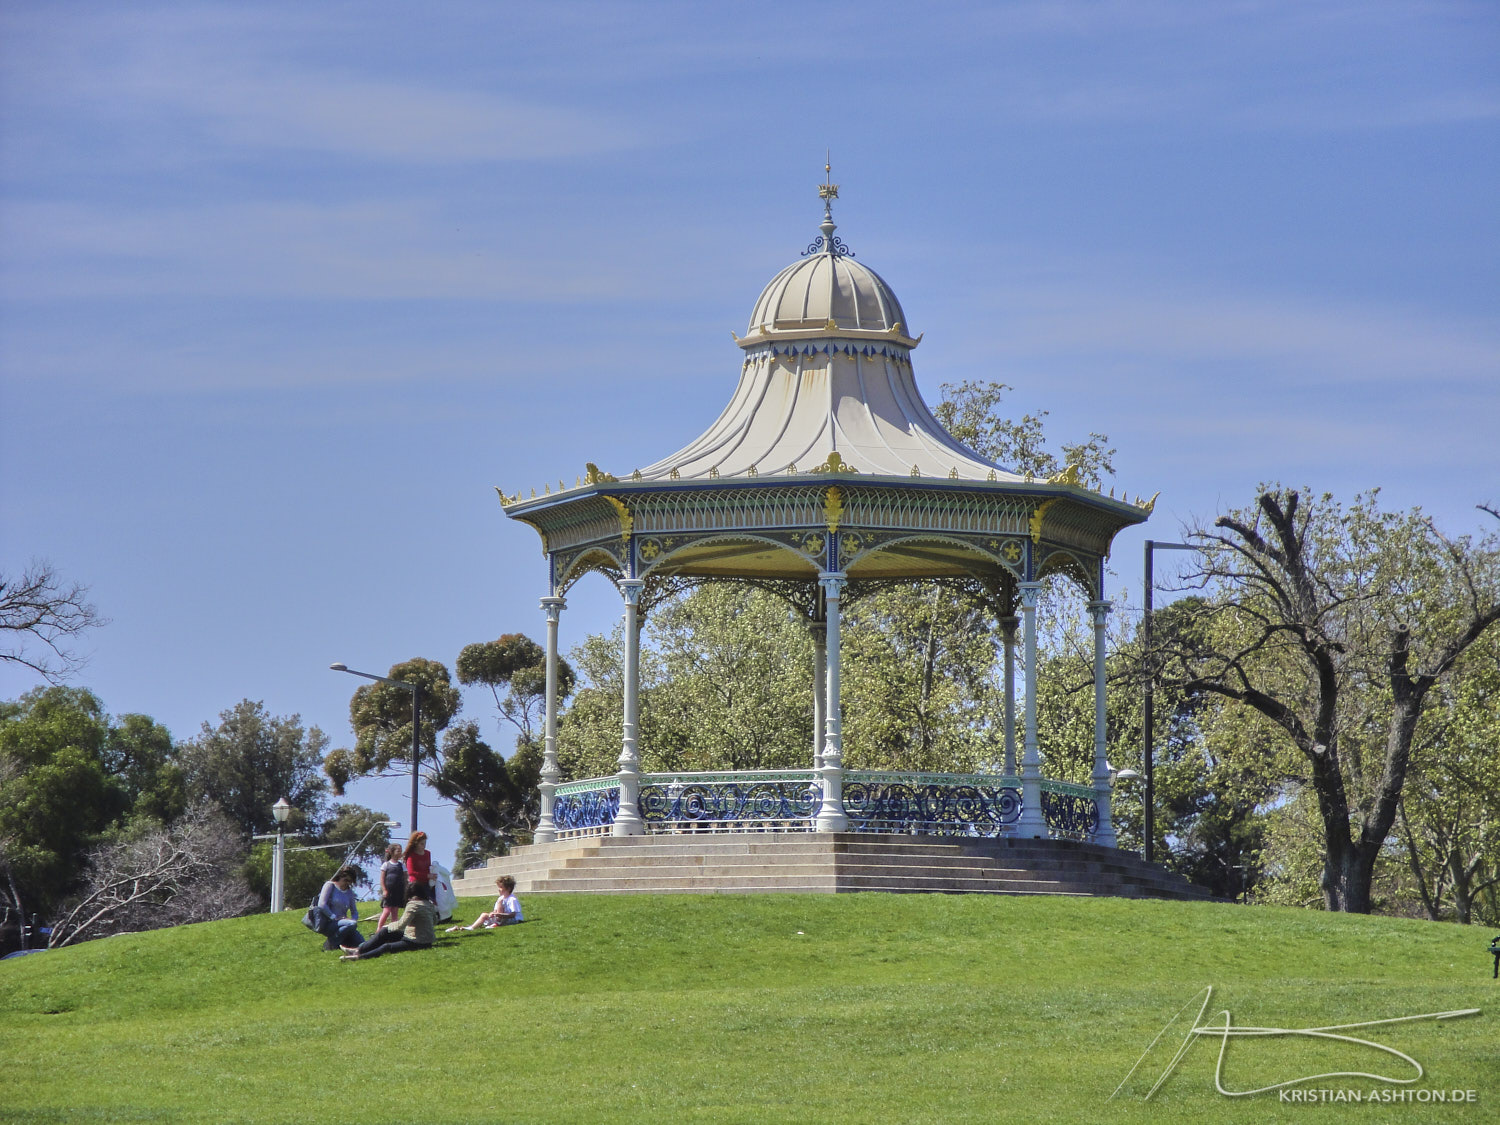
xmin=452 ymin=833 xmax=1212 ymax=901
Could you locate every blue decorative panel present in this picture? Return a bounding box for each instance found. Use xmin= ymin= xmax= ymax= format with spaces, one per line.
xmin=1041 ymin=790 xmax=1100 ymax=840
xmin=640 ymin=781 xmax=821 ymax=826
xmin=842 ymin=781 xmax=1021 ymax=836
xmin=554 ymin=787 xmax=621 ymax=831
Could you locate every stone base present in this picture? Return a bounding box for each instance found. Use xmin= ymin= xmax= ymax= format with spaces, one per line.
xmin=452 ymin=833 xmax=1212 ymax=900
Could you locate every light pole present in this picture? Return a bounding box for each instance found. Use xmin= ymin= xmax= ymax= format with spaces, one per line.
xmin=330 ymin=663 xmax=423 ymax=835
xmin=271 ymin=797 xmax=291 ymax=913
xmin=1142 ymin=540 xmax=1196 ymax=864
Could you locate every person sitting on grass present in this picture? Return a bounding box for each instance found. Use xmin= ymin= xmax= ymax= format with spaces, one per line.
xmin=447 ymin=876 xmax=523 ymax=932
xmin=315 ymin=867 xmax=364 ymax=952
xmin=340 ymin=894 xmax=435 ymax=961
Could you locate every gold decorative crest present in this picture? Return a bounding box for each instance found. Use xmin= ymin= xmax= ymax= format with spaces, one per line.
xmin=603 ymin=496 xmax=633 ymax=544
xmin=824 ymin=486 xmax=844 ymax=533
xmin=1029 ymin=498 xmax=1058 ymax=544
xmin=1047 ymin=463 xmax=1082 ymax=487
xmin=584 ymin=463 xmax=618 ymax=485
xmin=810 ymin=451 xmax=857 ymax=475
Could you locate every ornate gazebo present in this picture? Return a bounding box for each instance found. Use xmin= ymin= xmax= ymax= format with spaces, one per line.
xmin=498 ymin=177 xmax=1153 ymax=849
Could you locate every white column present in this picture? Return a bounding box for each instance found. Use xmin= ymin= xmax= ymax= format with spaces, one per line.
xmin=1089 ymin=601 xmax=1118 ymax=847
xmin=613 ymin=579 xmax=646 ymax=836
xmin=1016 ymin=581 xmax=1046 ymax=837
xmin=534 ymin=595 xmax=566 ymax=844
xmin=816 ymin=572 xmax=849 ymax=831
xmin=810 ymin=622 xmax=827 ymax=771
xmin=1000 ymin=615 xmax=1018 ymax=777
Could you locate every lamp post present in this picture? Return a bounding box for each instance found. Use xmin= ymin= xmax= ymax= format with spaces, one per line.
xmin=330 ymin=663 xmax=423 ymax=835
xmin=271 ymin=797 xmax=291 ymax=913
xmin=1142 ymin=540 xmax=1196 ymax=864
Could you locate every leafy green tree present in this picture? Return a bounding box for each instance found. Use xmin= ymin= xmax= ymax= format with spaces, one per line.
xmin=1394 ymin=635 xmax=1500 ymax=924
xmin=457 ymin=634 xmax=575 ymax=746
xmin=323 ymin=658 xmax=461 ymax=800
xmin=105 ymin=714 xmax=185 ymax=826
xmin=843 ymin=585 xmax=997 ymax=771
xmin=0 ymin=687 xmax=124 ymax=917
xmin=1159 ymin=490 xmax=1500 ymax=913
xmin=177 ymin=700 xmax=329 ymax=837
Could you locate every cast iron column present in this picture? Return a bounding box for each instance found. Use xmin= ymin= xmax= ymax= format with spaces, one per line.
xmin=535 ymin=595 xmax=566 ymax=843
xmin=613 ymin=579 xmax=646 ymax=836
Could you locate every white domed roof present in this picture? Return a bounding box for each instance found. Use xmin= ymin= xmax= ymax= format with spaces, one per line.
xmin=748 ymin=246 xmax=907 ymax=335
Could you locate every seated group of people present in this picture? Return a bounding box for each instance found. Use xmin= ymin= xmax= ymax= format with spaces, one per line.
xmin=312 ymin=830 xmax=522 ymax=963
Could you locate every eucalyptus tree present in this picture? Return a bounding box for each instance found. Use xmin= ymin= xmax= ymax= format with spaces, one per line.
xmin=1158 ymin=490 xmax=1500 ymax=914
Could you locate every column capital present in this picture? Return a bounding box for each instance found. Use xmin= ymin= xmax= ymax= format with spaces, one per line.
xmin=999 ymin=614 xmax=1019 ymax=636
xmin=807 ymin=621 xmax=828 ymax=642
xmin=1088 ymin=599 xmax=1112 ymax=625
xmin=541 ymin=595 xmax=567 ymax=620
xmin=1019 ymin=580 xmax=1042 ymax=609
xmin=817 ymin=570 xmax=847 ymax=597
xmin=619 ymin=577 xmax=645 ymax=605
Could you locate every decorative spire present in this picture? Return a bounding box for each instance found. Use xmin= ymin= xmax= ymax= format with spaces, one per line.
xmin=802 ymin=153 xmax=854 ymax=259
xmin=819 ymin=151 xmax=839 ymax=223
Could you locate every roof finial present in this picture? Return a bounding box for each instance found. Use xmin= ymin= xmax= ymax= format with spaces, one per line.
xmin=802 ymin=151 xmax=853 ymax=258
xmin=819 ymin=150 xmax=839 ymax=225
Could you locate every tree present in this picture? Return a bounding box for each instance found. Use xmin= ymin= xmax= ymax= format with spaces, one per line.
xmin=1159 ymin=490 xmax=1500 ymax=913
xmin=1393 ymin=634 xmax=1500 ymax=924
xmin=457 ymin=634 xmax=575 ymax=747
xmin=323 ymin=659 xmax=461 ymax=801
xmin=449 ymin=634 xmax=576 ymax=856
xmin=47 ymin=810 xmax=256 ymax=948
xmin=0 ymin=561 xmax=107 ymax=683
xmin=0 ymin=687 xmax=126 ymax=918
xmin=177 ymin=700 xmax=330 ymax=837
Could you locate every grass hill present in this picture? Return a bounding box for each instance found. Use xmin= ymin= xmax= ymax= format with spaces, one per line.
xmin=1 ymin=893 xmax=1494 ymax=1123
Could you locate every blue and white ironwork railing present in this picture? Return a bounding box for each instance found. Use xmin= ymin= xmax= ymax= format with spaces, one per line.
xmin=841 ymin=771 xmax=1021 ymax=837
xmin=553 ymin=777 xmax=622 ymax=838
xmin=641 ymin=770 xmax=821 ymax=833
xmin=551 ymin=769 xmax=1105 ymax=842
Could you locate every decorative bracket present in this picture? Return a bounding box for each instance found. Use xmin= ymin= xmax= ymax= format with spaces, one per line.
xmin=824 ymin=486 xmax=845 ymax=533
xmin=1029 ymin=498 xmax=1058 ymax=545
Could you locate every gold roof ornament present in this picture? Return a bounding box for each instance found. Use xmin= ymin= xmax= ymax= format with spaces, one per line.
xmin=1029 ymin=498 xmax=1059 ymax=544
xmin=632 ymin=469 xmax=642 ymax=480
xmin=824 ymin=486 xmax=844 ymax=533
xmin=1047 ymin=463 xmax=1083 ymax=487
xmin=811 ymin=451 xmax=857 ymax=474
xmin=669 ymin=467 xmax=680 ymax=479
xmin=584 ymin=463 xmax=618 ymax=485
xmin=603 ymin=496 xmax=633 ymax=544
xmin=948 ymin=467 xmax=959 ymax=479
xmin=708 ymin=465 xmax=720 ymax=478
xmin=911 ymin=464 xmax=920 ymax=476
xmin=1138 ymin=491 xmax=1160 ymax=513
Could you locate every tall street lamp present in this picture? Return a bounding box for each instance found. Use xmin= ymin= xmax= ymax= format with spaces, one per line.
xmin=330 ymin=662 xmax=423 ymax=835
xmin=1142 ymin=539 xmax=1196 ymax=864
xmin=270 ymin=797 xmax=291 ymax=913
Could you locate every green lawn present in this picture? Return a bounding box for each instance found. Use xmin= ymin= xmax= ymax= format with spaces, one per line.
xmin=1 ymin=893 xmax=1495 ymax=1123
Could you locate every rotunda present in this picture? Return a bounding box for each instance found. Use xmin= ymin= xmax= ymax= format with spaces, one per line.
xmin=497 ymin=176 xmax=1155 ymax=848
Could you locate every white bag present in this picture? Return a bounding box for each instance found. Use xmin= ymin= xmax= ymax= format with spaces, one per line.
xmin=430 ymin=861 xmax=457 ymax=923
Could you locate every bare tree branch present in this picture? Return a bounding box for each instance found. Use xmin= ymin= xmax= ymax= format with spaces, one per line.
xmin=0 ymin=561 xmax=108 ymax=683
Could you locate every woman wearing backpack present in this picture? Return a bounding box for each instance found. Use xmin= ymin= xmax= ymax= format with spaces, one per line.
xmin=374 ymin=844 xmax=406 ymax=930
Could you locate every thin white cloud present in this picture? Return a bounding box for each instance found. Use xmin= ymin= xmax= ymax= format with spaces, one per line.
xmin=968 ymin=284 xmax=1500 ymax=385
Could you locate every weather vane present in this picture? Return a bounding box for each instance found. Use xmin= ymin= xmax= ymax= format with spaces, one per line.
xmin=803 ymin=151 xmax=853 ymax=258
xmin=819 ymin=150 xmax=839 ymax=219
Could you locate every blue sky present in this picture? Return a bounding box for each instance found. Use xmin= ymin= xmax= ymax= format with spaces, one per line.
xmin=3 ymin=1 xmax=1497 ymax=866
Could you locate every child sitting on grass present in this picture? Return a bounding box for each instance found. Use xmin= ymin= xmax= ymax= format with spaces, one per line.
xmin=447 ymin=875 xmax=522 ymax=932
